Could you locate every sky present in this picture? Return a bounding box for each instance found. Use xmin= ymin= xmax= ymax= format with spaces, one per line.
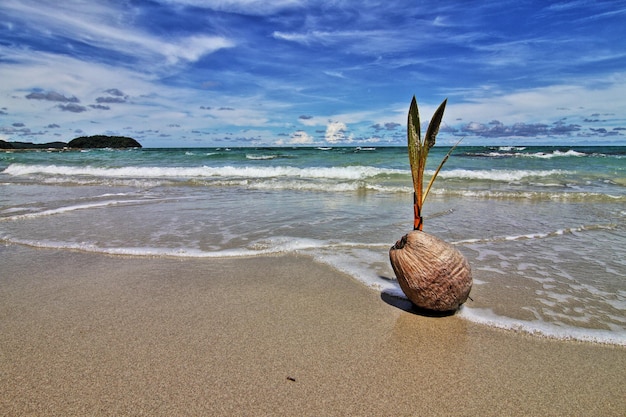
xmin=1 ymin=0 xmax=625 ymax=148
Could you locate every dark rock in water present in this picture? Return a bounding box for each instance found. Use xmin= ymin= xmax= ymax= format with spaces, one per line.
xmin=1 ymin=136 xmax=141 ymax=150
xmin=389 ymin=230 xmax=472 ymax=312
xmin=1 ymin=140 xmax=67 ymax=149
xmin=0 ymin=140 xmax=14 ymax=149
xmin=68 ymin=135 xmax=141 ymax=149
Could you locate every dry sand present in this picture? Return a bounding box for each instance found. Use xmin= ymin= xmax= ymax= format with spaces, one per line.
xmin=1 ymin=244 xmax=624 ymax=416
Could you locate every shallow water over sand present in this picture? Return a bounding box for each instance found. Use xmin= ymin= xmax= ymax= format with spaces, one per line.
xmin=1 ymin=146 xmax=625 ymax=344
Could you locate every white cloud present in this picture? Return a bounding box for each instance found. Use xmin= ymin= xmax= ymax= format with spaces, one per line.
xmin=325 ymin=121 xmax=349 ymax=143
xmin=446 ymin=76 xmax=626 ymax=127
xmin=156 ymin=36 xmax=235 ymax=65
xmin=289 ymin=130 xmax=314 ymax=144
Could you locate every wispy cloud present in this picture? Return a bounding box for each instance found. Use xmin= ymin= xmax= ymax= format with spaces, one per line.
xmin=1 ymin=0 xmax=234 ymax=67
xmin=154 ymin=0 xmax=304 ymax=15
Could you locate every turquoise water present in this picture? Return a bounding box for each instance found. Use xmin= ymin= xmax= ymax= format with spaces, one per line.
xmin=1 ymin=146 xmax=625 ymax=344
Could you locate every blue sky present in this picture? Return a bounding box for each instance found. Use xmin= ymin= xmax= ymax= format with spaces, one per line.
xmin=1 ymin=0 xmax=625 ymax=147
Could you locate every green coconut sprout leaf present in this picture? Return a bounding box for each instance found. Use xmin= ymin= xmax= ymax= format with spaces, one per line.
xmin=407 ymin=96 xmax=457 ymax=230
xmin=407 ymin=96 xmax=422 ymax=202
xmin=424 ymin=99 xmax=447 ymax=150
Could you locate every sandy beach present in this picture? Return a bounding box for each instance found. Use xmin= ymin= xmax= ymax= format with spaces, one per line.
xmin=1 ymin=244 xmax=624 ymax=416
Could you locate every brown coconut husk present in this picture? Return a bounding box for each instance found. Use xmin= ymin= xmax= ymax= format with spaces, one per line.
xmin=389 ymin=230 xmax=472 ymax=312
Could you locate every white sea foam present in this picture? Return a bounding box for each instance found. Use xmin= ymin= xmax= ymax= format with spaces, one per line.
xmin=482 ymin=149 xmax=586 ymax=159
xmin=312 ymin=247 xmax=404 ymax=296
xmin=0 ymin=235 xmax=328 ymax=258
xmin=527 ymin=149 xmax=587 ymax=159
xmin=459 ymin=307 xmax=626 ymax=346
xmin=451 ymin=224 xmax=616 ymax=245
xmin=0 ymin=200 xmax=146 ymax=220
xmin=6 ymin=163 xmax=572 ymax=184
xmin=498 ymin=146 xmax=527 ymax=151
xmin=245 ymin=154 xmax=279 ymax=160
xmin=435 ymin=168 xmax=567 ymax=181
xmin=0 ymin=196 xmax=183 ymax=221
xmin=245 ymin=179 xmax=411 ymax=193
xmin=432 ymin=188 xmax=626 ymax=202
xmin=3 ymin=163 xmax=402 ymax=181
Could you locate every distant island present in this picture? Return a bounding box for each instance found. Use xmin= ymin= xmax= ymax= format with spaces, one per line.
xmin=0 ymin=135 xmax=142 ymax=150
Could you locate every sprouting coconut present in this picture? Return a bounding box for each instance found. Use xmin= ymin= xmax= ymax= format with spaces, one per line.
xmin=389 ymin=96 xmax=472 ymax=312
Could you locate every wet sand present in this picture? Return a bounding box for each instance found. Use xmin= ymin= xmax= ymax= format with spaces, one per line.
xmin=1 ymin=245 xmax=624 ymax=416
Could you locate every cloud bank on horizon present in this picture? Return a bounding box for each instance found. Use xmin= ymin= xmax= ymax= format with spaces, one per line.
xmin=1 ymin=0 xmax=625 ymax=147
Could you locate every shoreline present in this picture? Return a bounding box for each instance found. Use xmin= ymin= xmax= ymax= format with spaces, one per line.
xmin=1 ymin=244 xmax=624 ymax=416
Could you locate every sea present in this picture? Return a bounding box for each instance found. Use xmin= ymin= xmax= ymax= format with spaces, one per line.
xmin=1 ymin=145 xmax=625 ymax=345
